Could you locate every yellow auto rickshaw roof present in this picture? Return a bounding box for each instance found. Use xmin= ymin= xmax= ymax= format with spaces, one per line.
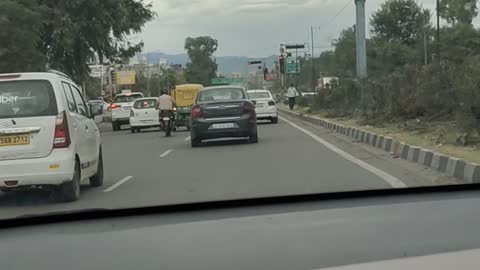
xmin=175 ymin=84 xmax=204 ymax=91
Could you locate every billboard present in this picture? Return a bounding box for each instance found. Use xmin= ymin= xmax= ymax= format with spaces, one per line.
xmin=116 ymin=71 xmax=136 ymax=85
xmin=89 ymin=65 xmax=109 ymax=79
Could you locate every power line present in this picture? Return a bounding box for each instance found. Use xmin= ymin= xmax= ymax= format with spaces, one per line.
xmin=318 ymin=0 xmax=352 ymax=31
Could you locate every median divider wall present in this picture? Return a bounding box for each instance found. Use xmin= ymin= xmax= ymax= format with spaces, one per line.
xmin=278 ymin=107 xmax=480 ymax=184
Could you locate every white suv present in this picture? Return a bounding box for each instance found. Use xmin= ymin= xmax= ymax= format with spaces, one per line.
xmin=111 ymin=92 xmax=144 ymax=131
xmin=0 ymin=71 xmax=103 ymax=202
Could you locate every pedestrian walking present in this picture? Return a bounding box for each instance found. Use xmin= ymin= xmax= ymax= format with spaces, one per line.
xmin=287 ymin=84 xmax=299 ymax=110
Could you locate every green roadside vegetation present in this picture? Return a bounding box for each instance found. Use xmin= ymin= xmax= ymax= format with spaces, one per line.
xmin=277 ymin=0 xmax=480 ymax=164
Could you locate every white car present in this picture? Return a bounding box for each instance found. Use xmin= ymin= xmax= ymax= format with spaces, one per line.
xmin=129 ymin=97 xmax=160 ymax=133
xmin=111 ymin=91 xmax=144 ymax=131
xmin=0 ymin=71 xmax=103 ymax=202
xmin=247 ymin=90 xmax=278 ymax=123
xmin=88 ymin=99 xmax=110 ymax=112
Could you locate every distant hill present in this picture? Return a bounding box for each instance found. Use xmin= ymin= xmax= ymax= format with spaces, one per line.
xmin=143 ymin=52 xmax=278 ymax=74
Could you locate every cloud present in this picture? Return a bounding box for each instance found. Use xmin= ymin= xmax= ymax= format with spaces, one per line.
xmin=141 ymin=0 xmax=441 ymax=57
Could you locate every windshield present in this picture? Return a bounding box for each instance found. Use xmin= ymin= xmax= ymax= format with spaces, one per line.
xmin=1 ymin=0 xmax=480 ymax=225
xmin=248 ymin=92 xmax=271 ymax=99
xmin=197 ymin=88 xmax=246 ymax=102
xmin=114 ymin=94 xmax=143 ymax=103
xmin=134 ymin=99 xmax=157 ymax=109
xmin=0 ymin=80 xmax=57 ymax=119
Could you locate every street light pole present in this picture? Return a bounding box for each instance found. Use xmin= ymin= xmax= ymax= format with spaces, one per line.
xmin=311 ymin=26 xmax=316 ymax=93
xmin=436 ymin=0 xmax=440 ymax=60
xmin=355 ymin=0 xmax=367 ymax=78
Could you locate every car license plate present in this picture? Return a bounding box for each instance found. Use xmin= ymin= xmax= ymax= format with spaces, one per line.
xmin=256 ymin=104 xmax=264 ymax=107
xmin=163 ymin=117 xmax=170 ymax=121
xmin=212 ymin=123 xmax=235 ymax=129
xmin=123 ymin=106 xmax=131 ymax=110
xmin=0 ymin=134 xmax=30 ymax=147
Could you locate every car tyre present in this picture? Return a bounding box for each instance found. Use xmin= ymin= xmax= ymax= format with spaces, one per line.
xmin=112 ymin=122 xmax=120 ymax=131
xmin=191 ymin=133 xmax=201 ymax=147
xmin=249 ymin=128 xmax=259 ymax=144
xmin=130 ymin=127 xmax=136 ymax=133
xmin=271 ymin=117 xmax=278 ymax=124
xmin=89 ymin=149 xmax=104 ymax=187
xmin=58 ymin=160 xmax=81 ymax=202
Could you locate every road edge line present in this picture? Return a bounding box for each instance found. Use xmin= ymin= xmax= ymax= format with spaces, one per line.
xmin=279 ymin=116 xmax=407 ymax=188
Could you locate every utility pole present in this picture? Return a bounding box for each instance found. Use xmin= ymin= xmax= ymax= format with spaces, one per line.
xmin=436 ymin=0 xmax=440 ymax=60
xmin=355 ymin=0 xmax=367 ymax=78
xmin=311 ymin=26 xmax=316 ymax=93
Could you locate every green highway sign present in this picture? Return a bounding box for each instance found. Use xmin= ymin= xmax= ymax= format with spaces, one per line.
xmin=211 ymin=78 xmax=245 ymax=85
xmin=286 ymin=61 xmax=300 ymax=74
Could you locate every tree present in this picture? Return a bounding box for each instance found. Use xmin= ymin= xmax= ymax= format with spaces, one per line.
xmin=440 ymin=0 xmax=477 ymax=25
xmin=38 ymin=0 xmax=155 ymax=82
xmin=371 ymin=0 xmax=430 ymax=46
xmin=184 ymin=36 xmax=218 ymax=86
xmin=332 ymin=27 xmax=356 ymax=77
xmin=0 ymin=0 xmax=154 ymax=82
xmin=0 ymin=0 xmax=46 ymax=73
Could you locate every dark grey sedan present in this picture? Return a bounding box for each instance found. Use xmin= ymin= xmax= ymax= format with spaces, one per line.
xmin=190 ymin=86 xmax=258 ymax=147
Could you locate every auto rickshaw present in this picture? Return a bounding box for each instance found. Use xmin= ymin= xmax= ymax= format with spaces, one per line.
xmin=170 ymin=84 xmax=204 ymax=130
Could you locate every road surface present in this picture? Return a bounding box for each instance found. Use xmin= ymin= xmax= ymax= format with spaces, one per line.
xmin=0 ymin=112 xmax=457 ymax=220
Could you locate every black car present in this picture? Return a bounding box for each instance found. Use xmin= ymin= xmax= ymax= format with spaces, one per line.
xmin=190 ymin=86 xmax=258 ymax=147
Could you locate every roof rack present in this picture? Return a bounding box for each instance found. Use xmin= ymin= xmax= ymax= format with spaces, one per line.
xmin=48 ymin=69 xmax=72 ymax=79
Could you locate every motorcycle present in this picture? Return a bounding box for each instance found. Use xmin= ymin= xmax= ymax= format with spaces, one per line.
xmin=159 ymin=108 xmax=176 ymax=137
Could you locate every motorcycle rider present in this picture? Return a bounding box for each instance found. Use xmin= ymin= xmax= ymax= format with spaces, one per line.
xmin=155 ymin=90 xmax=176 ymax=128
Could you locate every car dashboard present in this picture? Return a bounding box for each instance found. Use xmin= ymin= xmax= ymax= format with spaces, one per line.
xmin=1 ymin=187 xmax=480 ymax=270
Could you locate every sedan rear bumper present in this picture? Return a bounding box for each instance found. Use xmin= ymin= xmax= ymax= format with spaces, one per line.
xmin=191 ymin=114 xmax=256 ymax=140
xmin=129 ymin=117 xmax=160 ymax=127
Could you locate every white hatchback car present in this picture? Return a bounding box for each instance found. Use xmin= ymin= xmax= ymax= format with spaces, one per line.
xmin=247 ymin=90 xmax=278 ymax=123
xmin=129 ymin=97 xmax=160 ymax=133
xmin=0 ymin=71 xmax=103 ymax=202
xmin=111 ymin=91 xmax=144 ymax=131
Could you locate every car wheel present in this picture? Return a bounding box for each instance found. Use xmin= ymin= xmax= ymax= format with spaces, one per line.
xmin=58 ymin=159 xmax=81 ymax=202
xmin=271 ymin=117 xmax=278 ymax=124
xmin=89 ymin=149 xmax=104 ymax=187
xmin=130 ymin=127 xmax=136 ymax=133
xmin=112 ymin=122 xmax=120 ymax=131
xmin=249 ymin=128 xmax=259 ymax=143
xmin=191 ymin=133 xmax=201 ymax=147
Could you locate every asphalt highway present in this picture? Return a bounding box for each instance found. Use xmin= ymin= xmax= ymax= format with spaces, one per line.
xmin=0 ymin=112 xmax=457 ymax=220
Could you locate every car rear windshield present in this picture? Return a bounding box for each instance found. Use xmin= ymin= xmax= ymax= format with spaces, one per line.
xmin=197 ymin=88 xmax=246 ymax=102
xmin=114 ymin=94 xmax=143 ymax=103
xmin=248 ymin=92 xmax=271 ymax=99
xmin=134 ymin=99 xmax=157 ymax=109
xmin=0 ymin=80 xmax=57 ymax=119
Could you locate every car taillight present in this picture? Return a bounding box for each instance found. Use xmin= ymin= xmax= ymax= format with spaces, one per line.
xmin=110 ymin=104 xmax=119 ymax=109
xmin=191 ymin=105 xmax=203 ymax=119
xmin=243 ymin=102 xmax=255 ymax=113
xmin=130 ymin=110 xmax=134 ymax=117
xmin=53 ymin=111 xmax=71 ymax=148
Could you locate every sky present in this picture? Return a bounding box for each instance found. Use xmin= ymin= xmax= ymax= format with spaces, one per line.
xmin=138 ymin=0 xmax=439 ymax=57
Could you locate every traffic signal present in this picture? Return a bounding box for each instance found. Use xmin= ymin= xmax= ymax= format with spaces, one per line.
xmin=279 ymin=56 xmax=285 ymax=74
xmin=110 ymin=70 xmax=116 ymax=85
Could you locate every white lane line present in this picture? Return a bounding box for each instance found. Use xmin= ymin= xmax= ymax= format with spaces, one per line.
xmin=279 ymin=116 xmax=407 ymax=188
xmin=185 ymin=136 xmax=191 ymax=141
xmin=160 ymin=149 xmax=174 ymax=158
xmin=103 ymin=176 xmax=133 ymax=192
